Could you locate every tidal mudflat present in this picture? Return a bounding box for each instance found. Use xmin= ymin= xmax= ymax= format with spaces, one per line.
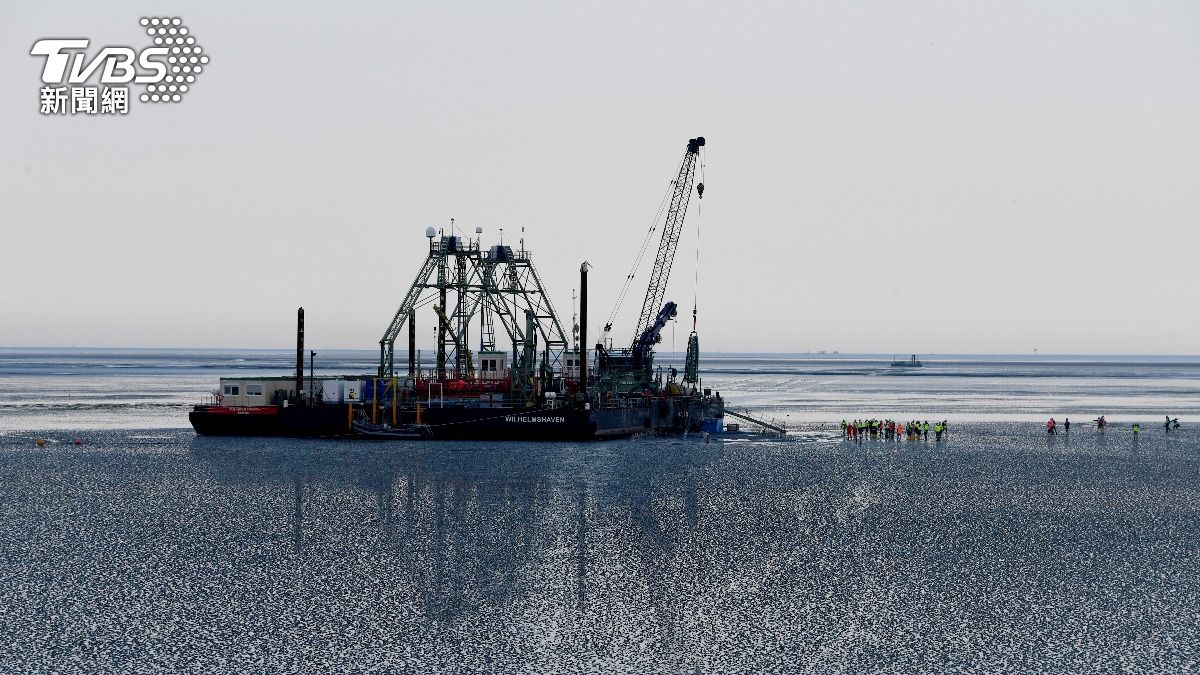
xmin=0 ymin=425 xmax=1196 ymax=672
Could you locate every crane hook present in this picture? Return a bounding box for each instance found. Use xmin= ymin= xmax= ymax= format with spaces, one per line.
xmin=696 ymin=182 xmax=705 ymax=198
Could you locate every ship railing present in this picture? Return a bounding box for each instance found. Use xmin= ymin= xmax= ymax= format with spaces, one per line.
xmin=588 ymin=389 xmax=709 ymax=411
xmin=428 ymin=237 xmax=481 ymax=255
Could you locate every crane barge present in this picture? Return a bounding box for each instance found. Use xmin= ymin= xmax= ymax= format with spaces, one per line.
xmin=189 ymin=137 xmax=723 ymax=439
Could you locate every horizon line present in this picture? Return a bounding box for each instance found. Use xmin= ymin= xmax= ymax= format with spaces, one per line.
xmin=1 ymin=346 xmax=1198 ymax=358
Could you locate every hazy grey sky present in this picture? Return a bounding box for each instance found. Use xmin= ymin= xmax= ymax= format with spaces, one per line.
xmin=3 ymin=1 xmax=1198 ymax=354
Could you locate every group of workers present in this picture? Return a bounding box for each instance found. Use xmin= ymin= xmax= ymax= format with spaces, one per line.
xmin=1046 ymin=415 xmax=1182 ymax=435
xmin=841 ymin=419 xmax=949 ymax=443
xmin=1045 ymin=417 xmax=1074 ymax=435
xmin=840 ymin=415 xmax=1184 ymax=440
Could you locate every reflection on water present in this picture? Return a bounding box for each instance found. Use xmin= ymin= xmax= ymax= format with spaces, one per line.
xmin=1 ymin=427 xmax=1198 ymax=671
xmin=190 ymin=436 xmax=717 ymax=631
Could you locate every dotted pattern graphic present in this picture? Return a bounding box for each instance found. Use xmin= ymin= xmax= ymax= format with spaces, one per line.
xmin=138 ymin=17 xmax=209 ymax=104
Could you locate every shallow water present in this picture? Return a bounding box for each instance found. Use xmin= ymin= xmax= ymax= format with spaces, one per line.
xmin=1 ymin=426 xmax=1197 ymax=671
xmin=2 ymin=349 xmax=1199 ymax=430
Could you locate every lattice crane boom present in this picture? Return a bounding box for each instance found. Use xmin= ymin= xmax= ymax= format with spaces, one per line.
xmin=631 ymin=136 xmax=705 ymax=347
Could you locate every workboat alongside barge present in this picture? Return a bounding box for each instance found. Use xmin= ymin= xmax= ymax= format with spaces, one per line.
xmin=189 ymin=136 xmax=725 ymax=441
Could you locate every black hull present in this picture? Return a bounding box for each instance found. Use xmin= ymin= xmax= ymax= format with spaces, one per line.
xmin=188 ymin=409 xmax=284 ymax=436
xmin=422 ymin=408 xmax=597 ymax=440
xmin=190 ymin=397 xmax=720 ymax=441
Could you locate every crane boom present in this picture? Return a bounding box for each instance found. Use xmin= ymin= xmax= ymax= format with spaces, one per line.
xmin=631 ymin=136 xmax=704 ymax=347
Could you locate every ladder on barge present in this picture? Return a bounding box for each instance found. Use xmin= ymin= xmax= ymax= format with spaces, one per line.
xmin=722 ymin=409 xmax=787 ymax=435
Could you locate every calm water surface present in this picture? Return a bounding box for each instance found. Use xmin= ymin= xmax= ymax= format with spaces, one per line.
xmin=1 ymin=427 xmax=1198 ymax=671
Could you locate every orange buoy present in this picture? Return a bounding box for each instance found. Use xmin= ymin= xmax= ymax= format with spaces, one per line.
xmin=36 ymin=438 xmax=46 ymax=446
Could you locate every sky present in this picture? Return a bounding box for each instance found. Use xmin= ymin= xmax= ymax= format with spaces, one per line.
xmin=2 ymin=1 xmax=1199 ymax=354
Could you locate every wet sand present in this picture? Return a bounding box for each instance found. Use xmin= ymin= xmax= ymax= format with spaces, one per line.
xmin=0 ymin=424 xmax=1196 ymax=672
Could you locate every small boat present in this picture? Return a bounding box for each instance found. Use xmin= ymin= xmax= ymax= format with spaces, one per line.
xmin=890 ymin=355 xmax=923 ymax=368
xmin=351 ymin=419 xmax=433 ymax=440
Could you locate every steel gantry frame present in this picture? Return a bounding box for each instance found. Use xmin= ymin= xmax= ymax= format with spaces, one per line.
xmin=378 ymin=232 xmax=571 ymax=385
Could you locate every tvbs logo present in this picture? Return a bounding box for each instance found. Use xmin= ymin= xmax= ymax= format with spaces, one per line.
xmin=32 ymin=40 xmax=170 ymax=85
xmin=31 ymin=17 xmax=208 ymax=115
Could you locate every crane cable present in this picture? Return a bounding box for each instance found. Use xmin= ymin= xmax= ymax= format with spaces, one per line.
xmin=692 ymin=149 xmax=706 ymax=332
xmin=602 ymin=177 xmax=675 ymax=340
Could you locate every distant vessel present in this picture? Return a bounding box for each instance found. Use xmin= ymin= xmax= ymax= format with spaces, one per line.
xmin=891 ymin=354 xmax=923 ymax=368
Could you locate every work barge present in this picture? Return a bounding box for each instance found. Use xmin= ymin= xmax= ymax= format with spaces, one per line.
xmin=190 ymin=136 xmax=724 ymax=440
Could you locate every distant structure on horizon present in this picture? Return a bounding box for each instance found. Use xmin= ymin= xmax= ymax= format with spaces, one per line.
xmin=891 ymin=354 xmax=923 ymax=368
